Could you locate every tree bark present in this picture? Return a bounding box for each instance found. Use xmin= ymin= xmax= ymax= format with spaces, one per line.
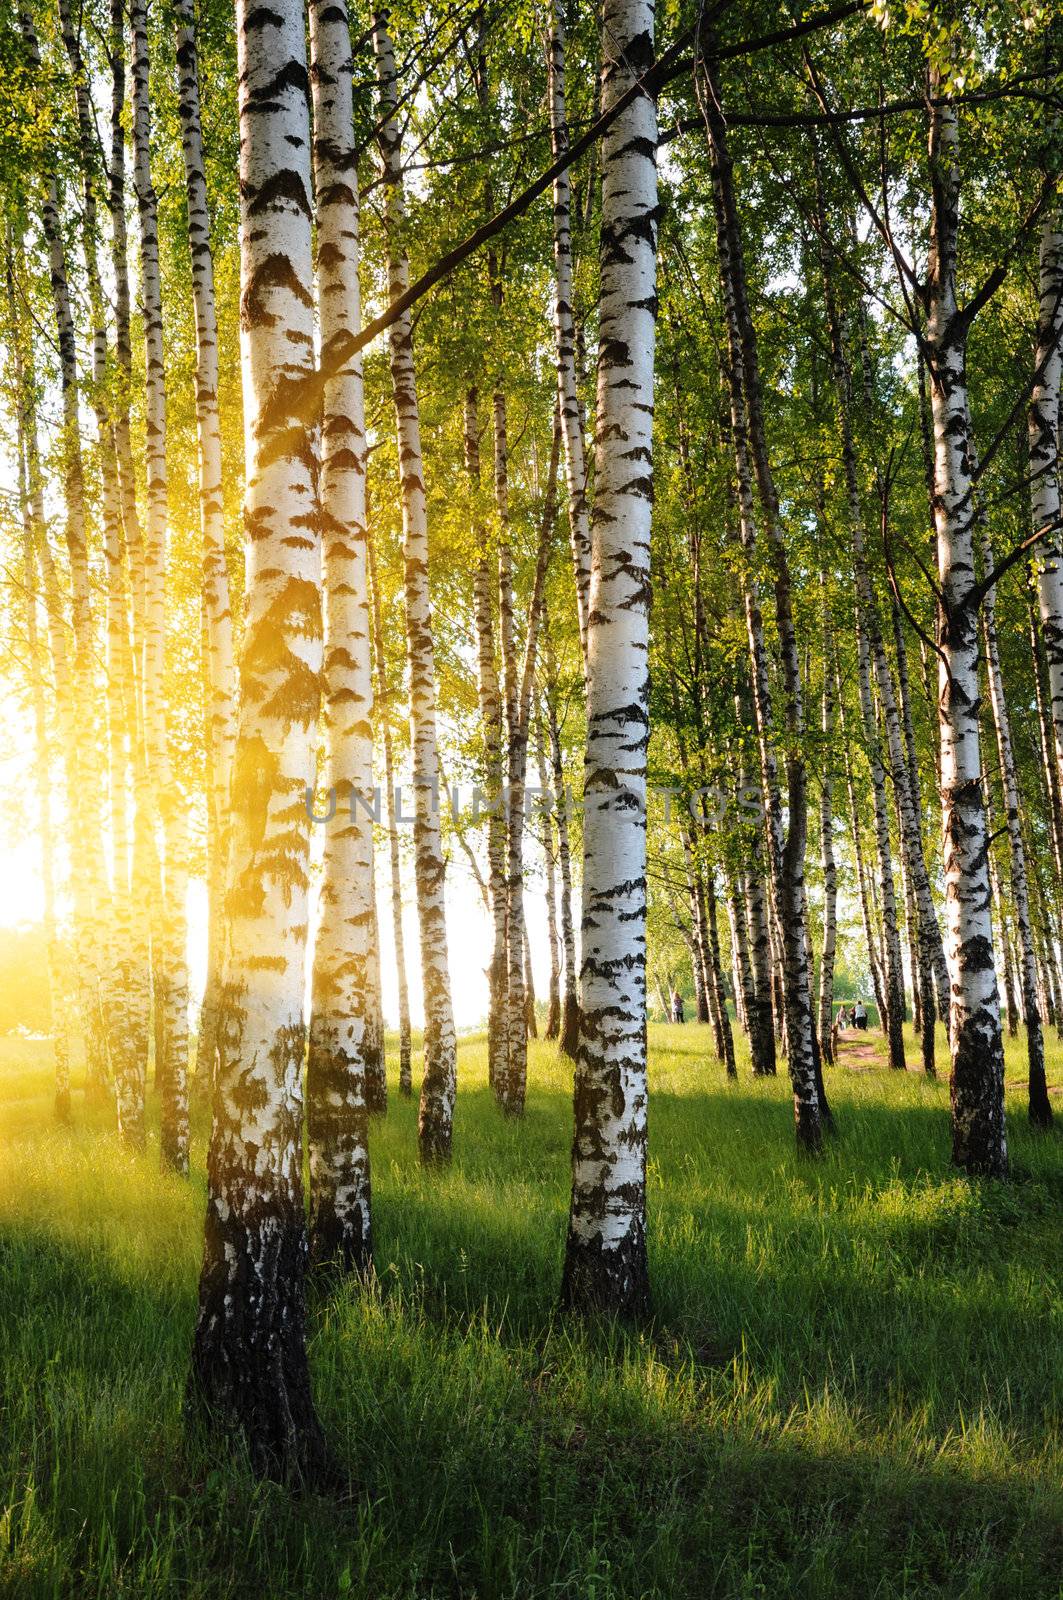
xmin=466 ymin=389 xmax=510 ymax=1097
xmin=925 ymin=88 xmax=1007 ymax=1179
xmin=132 ymin=0 xmax=190 ymax=1164
xmin=817 ymin=592 xmax=838 ymax=1065
xmin=978 ymin=519 xmax=1051 ymax=1124
xmin=305 ymin=0 xmax=375 ymax=1276
xmin=373 ymin=12 xmax=458 ymax=1163
xmin=175 ymin=0 xmax=239 ymax=1104
xmin=702 ymin=59 xmax=823 ymax=1145
xmin=544 ymin=614 xmax=580 ymax=1058
xmin=189 ymin=0 xmax=328 ymax=1480
xmin=560 ymin=0 xmax=658 ymax=1316
xmin=1030 ymin=209 xmax=1063 ymax=807
xmin=535 ymin=714 xmax=563 ymax=1040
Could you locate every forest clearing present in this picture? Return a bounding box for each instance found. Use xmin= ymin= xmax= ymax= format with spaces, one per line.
xmin=2 ymin=0 xmax=1063 ymax=1590
xmin=2 ymin=1026 xmax=1062 ymax=1599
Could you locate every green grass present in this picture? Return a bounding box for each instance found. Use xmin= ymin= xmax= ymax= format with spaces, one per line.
xmin=1 ymin=1023 xmax=1061 ymax=1599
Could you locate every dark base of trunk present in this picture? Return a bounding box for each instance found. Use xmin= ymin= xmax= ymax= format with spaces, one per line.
xmin=749 ymin=1001 xmax=776 ymax=1076
xmin=1028 ymin=1093 xmax=1054 ymax=1129
xmin=950 ymin=1020 xmax=1008 ymax=1180
xmin=559 ymin=992 xmax=580 ymax=1061
xmin=794 ymin=1099 xmax=823 ymax=1153
xmin=546 ymin=989 xmax=560 ymax=1039
xmin=559 ymin=1225 xmax=650 ymax=1319
xmin=189 ymin=1205 xmax=333 ymax=1486
xmin=309 ymin=1207 xmax=373 ymax=1280
xmin=55 ymin=1087 xmax=72 ymax=1123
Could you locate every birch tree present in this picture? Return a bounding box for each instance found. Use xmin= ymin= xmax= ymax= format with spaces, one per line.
xmin=924 ymin=86 xmax=1007 ymax=1178
xmin=306 ymin=0 xmax=374 ymax=1274
xmin=373 ymin=10 xmax=457 ymax=1163
xmin=561 ymin=0 xmax=658 ymax=1317
xmin=189 ymin=0 xmax=328 ymax=1478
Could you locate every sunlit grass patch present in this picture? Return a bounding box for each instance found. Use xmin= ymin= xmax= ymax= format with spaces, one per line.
xmin=0 ymin=1023 xmax=1061 ymax=1598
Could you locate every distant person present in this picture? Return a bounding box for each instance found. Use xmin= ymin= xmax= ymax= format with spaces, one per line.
xmin=837 ymin=1006 xmax=849 ymax=1031
xmin=671 ymin=988 xmax=685 ymax=1024
xmin=853 ymin=999 xmax=868 ymax=1031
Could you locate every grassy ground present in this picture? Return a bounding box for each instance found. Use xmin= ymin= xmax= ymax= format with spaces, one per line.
xmin=1 ymin=1022 xmax=1061 ymax=1600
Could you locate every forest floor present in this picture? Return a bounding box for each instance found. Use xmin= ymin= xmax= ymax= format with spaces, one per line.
xmin=1 ymin=1023 xmax=1062 ymax=1600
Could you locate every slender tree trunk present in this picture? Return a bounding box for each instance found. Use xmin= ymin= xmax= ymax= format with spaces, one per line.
xmin=837 ymin=660 xmax=887 ymax=1030
xmin=725 ymin=869 xmax=755 ymax=1039
xmin=703 ymin=62 xmax=823 ymax=1145
xmin=978 ymin=520 xmax=1051 ymax=1123
xmin=466 ymin=389 xmax=510 ymax=1097
xmin=735 ymin=754 xmax=777 ymax=1076
xmin=188 ymin=0 xmax=328 ymax=1480
xmin=536 ymin=715 xmax=562 ymax=1039
xmin=175 ymin=0 xmax=238 ymax=1101
xmin=704 ymin=868 xmax=736 ymax=1077
xmin=1030 ymin=209 xmax=1063 ymax=804
xmin=363 ymin=865 xmax=387 ymax=1117
xmin=132 ymin=0 xmax=190 ymax=1164
xmin=815 ymin=231 xmax=908 ymax=1072
xmin=544 ymin=618 xmax=580 ymax=1058
xmin=493 ymin=391 xmax=531 ymax=1110
xmin=373 ymin=13 xmax=457 ymax=1162
xmin=367 ymin=520 xmax=412 ymax=1097
xmin=523 ymin=926 xmax=538 ymax=1038
xmin=501 ymin=410 xmax=561 ymax=1113
xmin=110 ymin=0 xmax=158 ymax=1123
xmin=925 ymin=90 xmax=1007 ymax=1179
xmin=304 ymin=0 xmax=374 ymax=1275
xmin=818 ymin=595 xmax=838 ymax=1066
xmin=546 ymin=0 xmax=591 ymax=661
xmin=892 ymin=594 xmax=950 ymax=1024
xmin=1028 ymin=585 xmax=1063 ymax=898
xmin=560 ymin=0 xmax=658 ymax=1316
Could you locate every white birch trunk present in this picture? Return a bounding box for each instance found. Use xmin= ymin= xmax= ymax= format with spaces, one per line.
xmin=978 ymin=523 xmax=1051 ymax=1124
xmin=1031 ymin=210 xmax=1063 ymax=806
xmin=560 ymin=0 xmax=657 ymax=1315
xmin=305 ymin=0 xmax=374 ymax=1274
xmin=466 ymin=388 xmax=510 ymax=1099
xmin=131 ymin=0 xmax=189 ymax=1163
xmin=175 ymin=0 xmax=238 ymax=1097
xmin=189 ymin=0 xmax=328 ymax=1478
xmin=373 ymin=12 xmax=457 ymax=1162
xmin=926 ymin=91 xmax=1007 ymax=1178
